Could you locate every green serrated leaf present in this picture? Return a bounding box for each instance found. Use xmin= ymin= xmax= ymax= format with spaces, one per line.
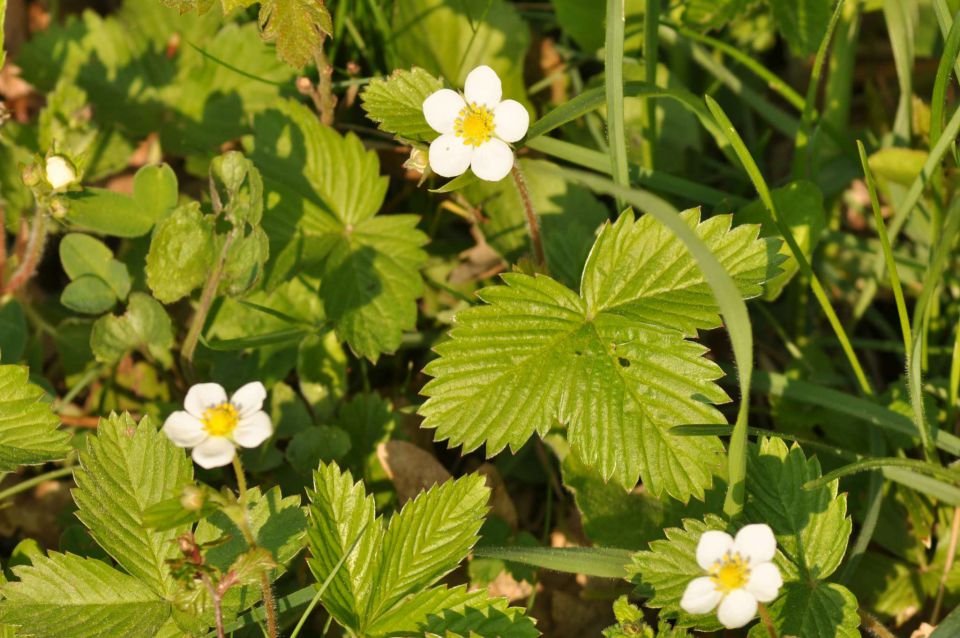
xmin=745 ymin=437 xmax=852 ymax=580
xmin=421 ymin=596 xmax=540 ymax=638
xmin=145 ymin=202 xmax=216 ymax=304
xmin=258 ymin=0 xmax=333 ymax=68
xmin=367 ymin=585 xmax=489 ymax=636
xmin=0 ymin=552 xmax=171 ymax=638
xmin=421 ymin=210 xmax=776 ymax=496
xmin=307 ymin=462 xmax=382 ymax=632
xmin=360 ymin=67 xmax=444 ymax=143
xmin=0 ymin=365 xmax=71 ymax=470
xmin=628 ymin=514 xmax=728 ymax=632
xmin=158 ymin=0 xmax=217 ymax=14
xmin=393 ymin=0 xmax=529 ymax=105
xmin=90 ymin=293 xmax=174 ymax=365
xmin=72 ymin=412 xmax=193 ymax=598
xmin=746 ymin=582 xmax=860 ymax=638
xmin=248 ymin=101 xmax=428 ymax=359
xmin=368 ymin=475 xmax=489 ymax=620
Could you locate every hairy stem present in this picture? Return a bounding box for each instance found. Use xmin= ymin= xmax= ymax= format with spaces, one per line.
xmin=231 ymin=455 xmax=278 ymax=638
xmin=758 ymin=603 xmax=779 ymax=638
xmin=201 ymin=574 xmax=226 ymax=638
xmin=2 ymin=210 xmax=48 ymax=296
xmin=511 ymin=163 xmax=546 ymax=268
xmin=314 ymin=46 xmax=337 ymax=126
xmin=180 ymin=229 xmax=238 ymax=366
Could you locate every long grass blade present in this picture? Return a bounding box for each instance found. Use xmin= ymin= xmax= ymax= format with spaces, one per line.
xmin=804 ymin=457 xmax=960 ymax=491
xmin=705 ymin=95 xmax=873 ymax=398
xmin=473 ymin=546 xmax=633 ymax=579
xmin=640 ymin=0 xmax=660 ymax=168
xmin=605 ymin=0 xmax=629 ymax=206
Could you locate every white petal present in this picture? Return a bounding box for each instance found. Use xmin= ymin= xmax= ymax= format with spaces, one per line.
xmin=716 ymin=589 xmax=758 ymax=629
xmin=423 ymin=88 xmax=466 ymax=135
xmin=162 ymin=411 xmax=207 ymax=448
xmin=191 ymin=437 xmax=236 ymax=469
xmin=470 ymin=139 xmax=514 ymax=182
xmin=429 ymin=133 xmax=473 ymax=177
xmin=184 ymin=383 xmax=227 ymax=418
xmin=745 ymin=562 xmax=783 ymax=603
xmin=696 ymin=530 xmax=734 ymax=570
xmin=464 ymin=65 xmax=502 ymax=107
xmin=231 ymin=381 xmax=267 ymax=417
xmin=233 ymin=411 xmax=273 ymax=448
xmin=734 ymin=524 xmax=777 ymax=565
xmin=45 ymin=156 xmax=76 ymax=190
xmin=493 ymin=100 xmax=529 ymax=143
xmin=680 ymin=576 xmax=722 ymax=615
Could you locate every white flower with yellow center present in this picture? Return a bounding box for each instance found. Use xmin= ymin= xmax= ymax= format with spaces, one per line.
xmin=162 ymin=382 xmax=273 ymax=469
xmin=45 ymin=155 xmax=77 ymax=191
xmin=680 ymin=523 xmax=783 ymax=629
xmin=422 ymin=65 xmax=529 ymax=182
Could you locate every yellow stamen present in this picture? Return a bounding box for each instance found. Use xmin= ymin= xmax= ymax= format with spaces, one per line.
xmin=710 ymin=551 xmax=750 ymax=593
xmin=202 ymin=402 xmax=239 ymax=437
xmin=454 ymin=102 xmax=495 ymax=147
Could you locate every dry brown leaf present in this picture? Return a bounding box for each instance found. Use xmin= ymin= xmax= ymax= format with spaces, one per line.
xmin=376 ymin=440 xmax=451 ymax=503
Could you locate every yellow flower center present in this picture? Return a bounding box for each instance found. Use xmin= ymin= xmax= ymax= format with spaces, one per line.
xmin=454 ymin=102 xmax=495 ymax=147
xmin=710 ymin=552 xmax=750 ymax=593
xmin=202 ymin=402 xmax=239 ymax=437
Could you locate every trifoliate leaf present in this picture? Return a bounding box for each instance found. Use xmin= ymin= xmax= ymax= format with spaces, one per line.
xmin=249 ymin=101 xmax=428 ymax=360
xmin=210 ymin=151 xmax=264 ymax=226
xmin=258 ymin=0 xmax=333 ymax=68
xmin=72 ymin=412 xmax=193 ymax=598
xmin=145 ymin=202 xmax=216 ymax=304
xmin=59 ymin=233 xmax=131 ymax=302
xmin=360 ymin=68 xmax=444 ymax=143
xmin=0 ymin=552 xmax=170 ymax=638
xmin=461 ymin=159 xmax=610 ymax=289
xmin=602 ymin=596 xmax=691 ymax=638
xmin=367 ymin=475 xmax=489 ymax=620
xmin=393 ymin=0 xmax=529 ymax=104
xmin=422 ymin=209 xmax=778 ymax=497
xmin=60 ymin=276 xmax=119 ymax=315
xmin=745 ymin=437 xmax=851 ymax=580
xmin=0 ymin=365 xmax=71 ymax=470
xmin=628 ymin=514 xmax=728 ymax=632
xmin=307 ymin=462 xmax=382 ymax=631
xmin=308 ymin=463 xmax=515 ymax=636
xmin=219 ymin=226 xmax=270 ymax=296
xmin=89 ymin=293 xmax=175 ymax=366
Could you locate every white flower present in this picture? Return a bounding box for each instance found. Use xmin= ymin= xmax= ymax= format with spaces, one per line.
xmin=44 ymin=155 xmax=77 ymax=190
xmin=422 ymin=65 xmax=529 ymax=182
xmin=680 ymin=523 xmax=783 ymax=629
xmin=162 ymin=382 xmax=273 ymax=469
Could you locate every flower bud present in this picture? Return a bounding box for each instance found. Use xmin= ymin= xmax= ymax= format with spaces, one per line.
xmin=45 ymin=155 xmax=77 ymax=190
xmin=180 ymin=485 xmax=205 ymax=511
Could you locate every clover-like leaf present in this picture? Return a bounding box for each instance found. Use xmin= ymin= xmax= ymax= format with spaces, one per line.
xmin=90 ymin=293 xmax=174 ymax=365
xmin=0 ymin=365 xmax=71 ymax=470
xmin=421 ymin=210 xmax=778 ymax=497
xmin=145 ymin=202 xmax=216 ymax=304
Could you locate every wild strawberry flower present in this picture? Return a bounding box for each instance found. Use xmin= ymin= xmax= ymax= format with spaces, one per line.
xmin=422 ymin=65 xmax=529 ymax=182
xmin=44 ymin=155 xmax=77 ymax=190
xmin=162 ymin=382 xmax=273 ymax=469
xmin=680 ymin=523 xmax=783 ymax=629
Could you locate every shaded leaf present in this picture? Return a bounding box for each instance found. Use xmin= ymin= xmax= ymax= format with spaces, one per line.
xmin=0 ymin=365 xmax=71 ymax=470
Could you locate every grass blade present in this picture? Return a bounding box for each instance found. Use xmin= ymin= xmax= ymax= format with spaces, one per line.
xmin=804 ymin=457 xmax=960 ymax=491
xmin=473 ymin=546 xmax=632 ymax=579
xmin=641 ymin=0 xmax=660 ymax=168
xmin=605 ymin=0 xmax=630 ymax=205
xmin=705 ymin=95 xmax=873 ymax=398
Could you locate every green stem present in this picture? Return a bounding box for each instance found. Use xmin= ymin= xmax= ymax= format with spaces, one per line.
xmin=181 ymin=229 xmax=238 ymax=367
xmin=758 ymin=602 xmax=779 ymax=638
xmin=605 ymin=0 xmax=629 ymax=208
xmin=0 ymin=466 xmax=73 ymax=502
xmin=640 ymin=0 xmax=659 ymax=169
